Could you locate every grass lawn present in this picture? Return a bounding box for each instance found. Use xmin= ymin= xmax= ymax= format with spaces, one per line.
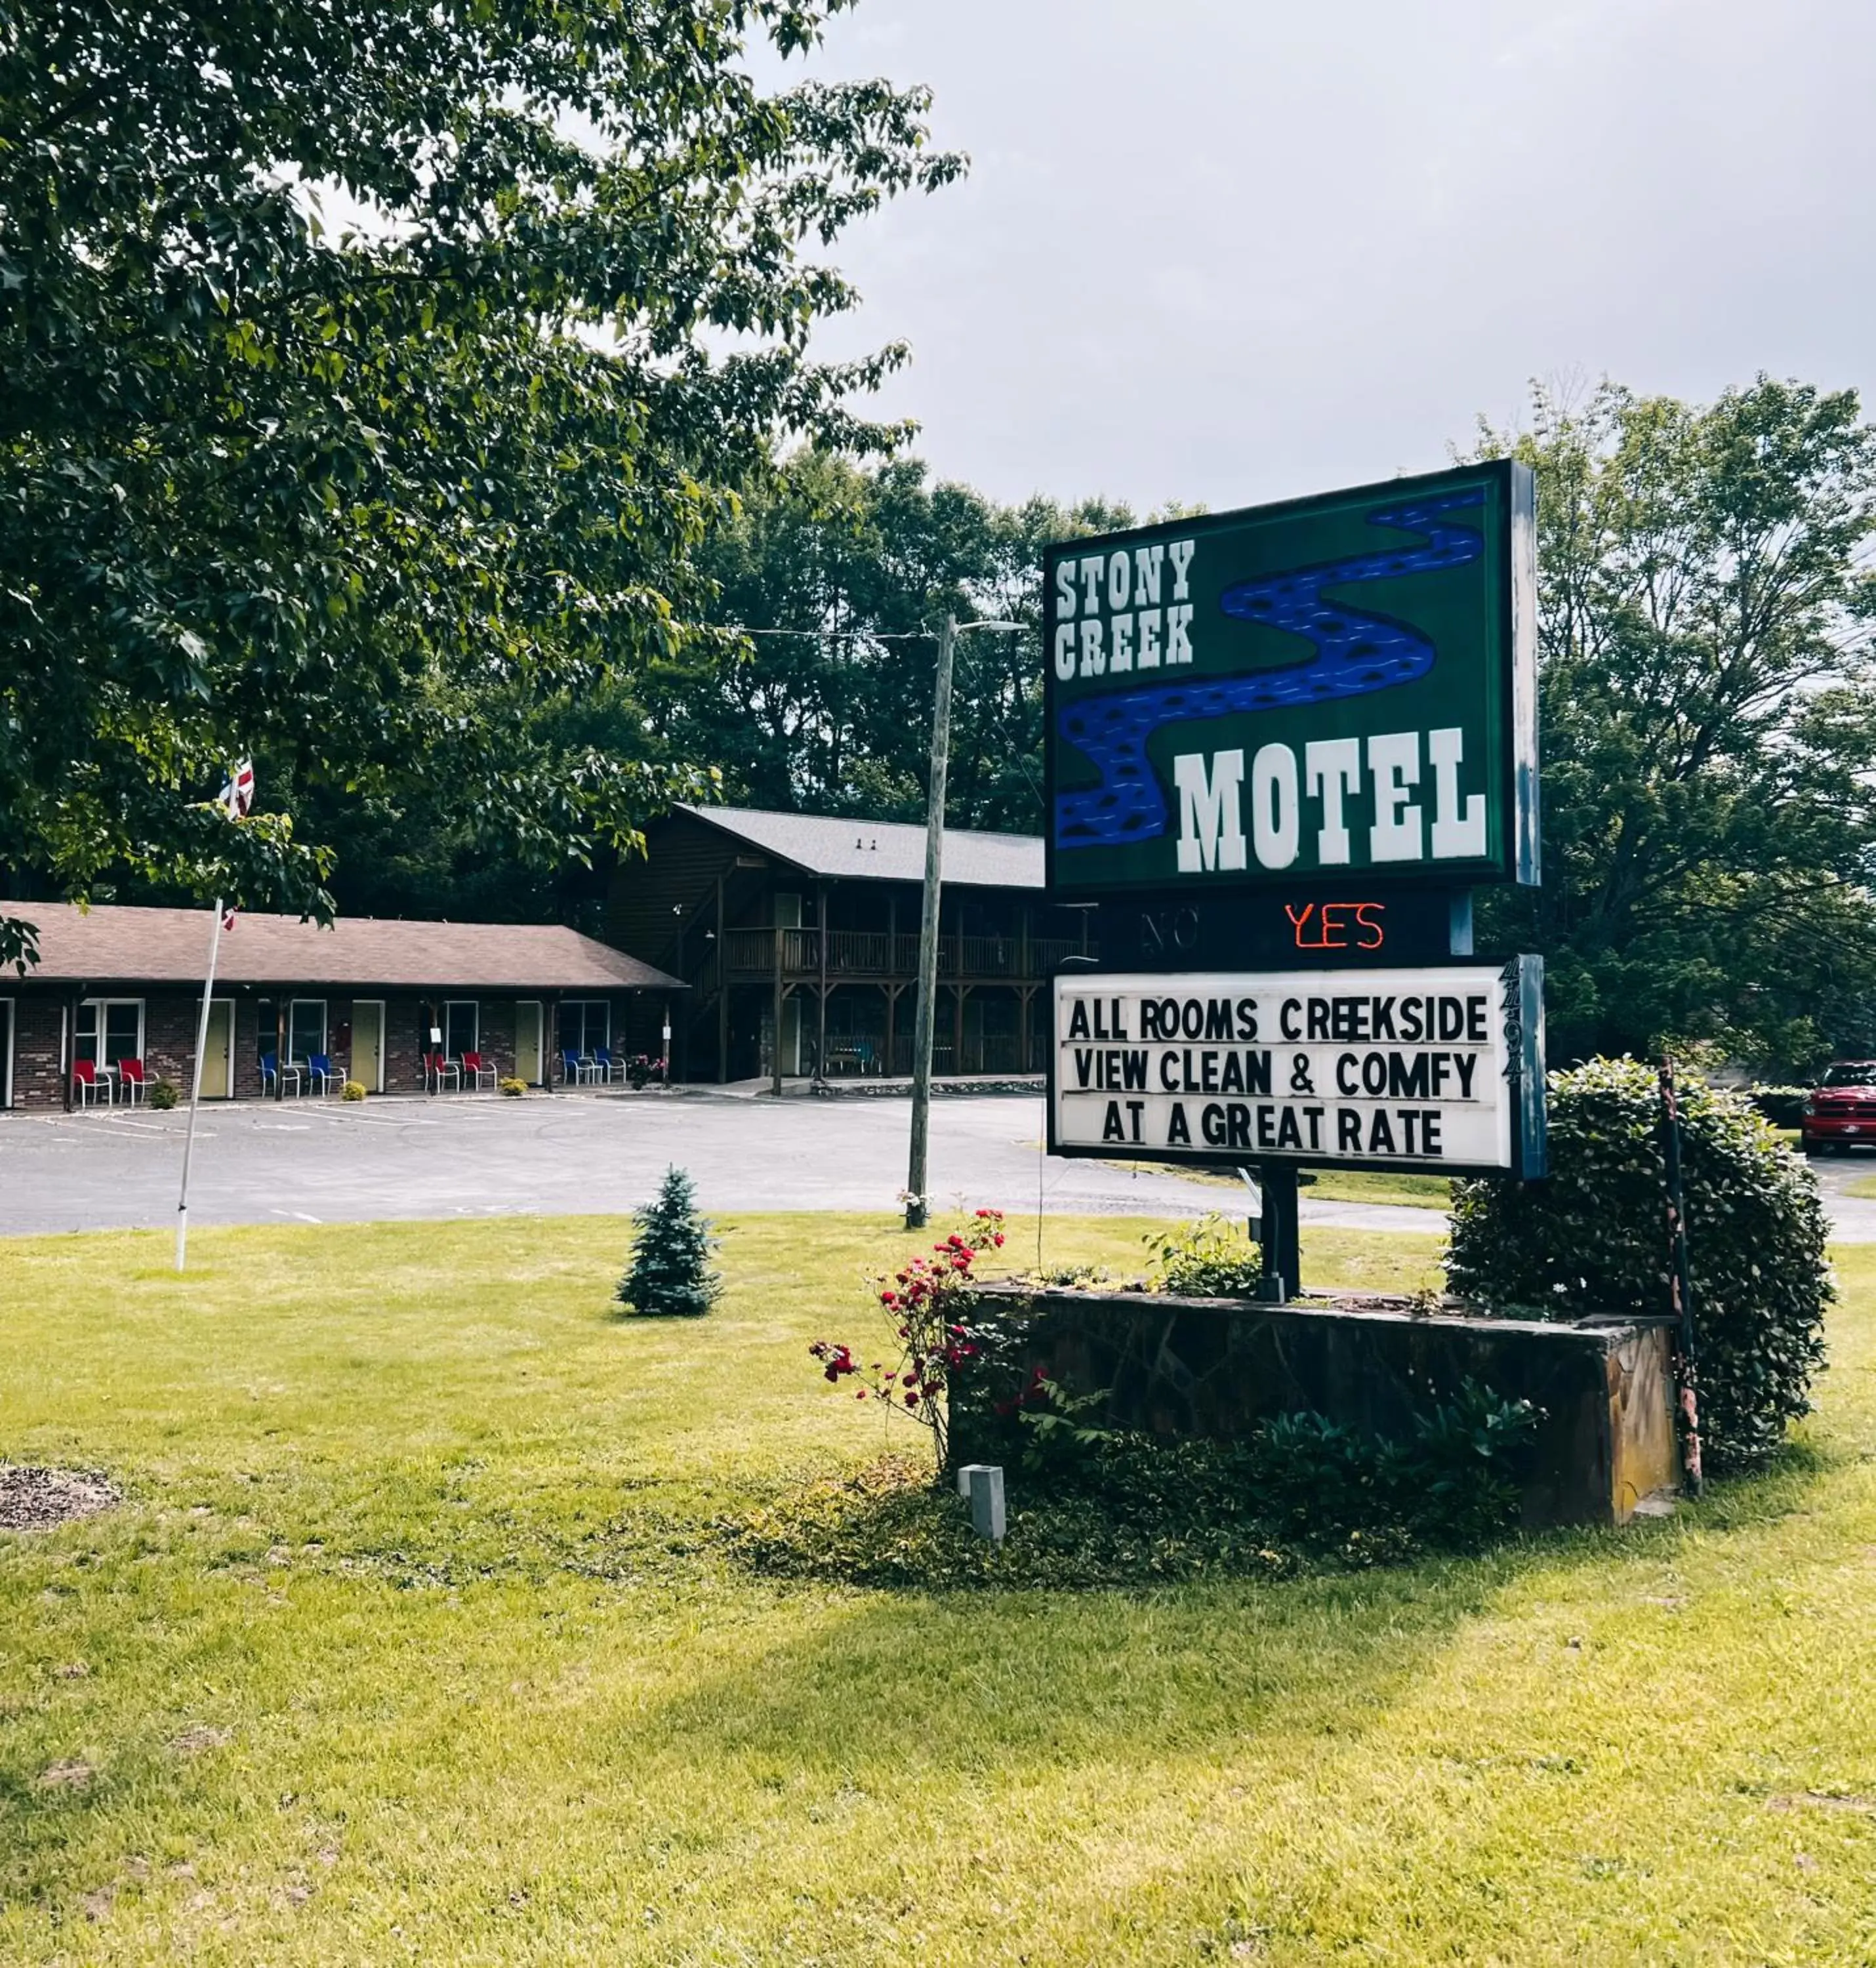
xmin=1092 ymin=1160 xmax=1454 ymax=1210
xmin=4 ymin=1212 xmax=1875 ymax=1965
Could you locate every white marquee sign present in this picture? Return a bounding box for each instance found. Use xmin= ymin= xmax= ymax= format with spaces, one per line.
xmin=1048 ymin=964 xmax=1543 ymax=1175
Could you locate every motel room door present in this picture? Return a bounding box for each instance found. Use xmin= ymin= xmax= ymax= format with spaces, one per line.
xmin=515 ymin=1001 xmax=543 ymax=1086
xmin=352 ymin=1000 xmax=386 ymax=1093
xmin=200 ymin=999 xmax=235 ymax=1098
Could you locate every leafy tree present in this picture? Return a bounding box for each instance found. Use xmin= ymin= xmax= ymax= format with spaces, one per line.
xmin=1475 ymin=378 xmax=1876 ymax=1069
xmin=0 ymin=0 xmax=963 ymax=968
xmin=617 ymin=1166 xmax=722 ymax=1319
xmin=687 ymin=451 xmax=1134 ymax=830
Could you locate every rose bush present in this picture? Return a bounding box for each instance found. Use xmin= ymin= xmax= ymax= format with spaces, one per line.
xmin=810 ymin=1209 xmax=1007 ymax=1466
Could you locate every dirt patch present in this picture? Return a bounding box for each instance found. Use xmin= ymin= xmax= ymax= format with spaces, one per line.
xmin=1769 ymin=1790 xmax=1876 ymax=1816
xmin=170 ymin=1725 xmax=232 ymax=1757
xmin=0 ymin=1464 xmax=120 ymax=1532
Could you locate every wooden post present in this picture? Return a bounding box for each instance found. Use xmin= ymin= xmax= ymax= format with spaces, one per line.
xmin=716 ymin=869 xmax=728 ymax=1085
xmin=816 ymin=878 xmax=828 ymax=1084
xmin=64 ymin=991 xmax=79 ymax=1111
xmin=770 ymin=911 xmax=784 ymax=1098
xmin=1660 ymin=1057 xmax=1705 ymax=1498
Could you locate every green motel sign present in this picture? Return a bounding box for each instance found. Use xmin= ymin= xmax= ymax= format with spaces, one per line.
xmin=1042 ymin=459 xmax=1539 ymax=898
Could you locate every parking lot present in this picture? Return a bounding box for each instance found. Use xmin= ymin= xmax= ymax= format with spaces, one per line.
xmin=0 ymin=1089 xmax=1419 ymax=1238
xmin=7 ymin=1088 xmax=1873 ymax=1241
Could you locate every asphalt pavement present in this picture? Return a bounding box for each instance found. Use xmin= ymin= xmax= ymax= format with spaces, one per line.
xmin=0 ymin=1089 xmax=1428 ymax=1238
xmin=7 ymin=1089 xmax=1873 ymax=1242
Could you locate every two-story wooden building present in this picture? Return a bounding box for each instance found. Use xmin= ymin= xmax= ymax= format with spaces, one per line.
xmin=605 ymin=806 xmax=1095 ymax=1084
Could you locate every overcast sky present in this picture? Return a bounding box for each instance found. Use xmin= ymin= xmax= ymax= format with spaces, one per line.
xmin=775 ymin=0 xmax=1876 ymax=514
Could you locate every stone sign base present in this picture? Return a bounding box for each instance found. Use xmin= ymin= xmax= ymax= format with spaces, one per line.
xmin=951 ymin=1286 xmax=1681 ymax=1529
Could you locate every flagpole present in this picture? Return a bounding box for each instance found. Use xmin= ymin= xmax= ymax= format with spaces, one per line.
xmin=175 ymin=900 xmax=226 ymax=1273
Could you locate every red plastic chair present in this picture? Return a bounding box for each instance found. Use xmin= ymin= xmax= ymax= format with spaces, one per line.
xmin=117 ymin=1057 xmax=148 ymax=1106
xmin=461 ymin=1050 xmax=497 ymax=1091
xmin=71 ymin=1058 xmax=105 ymax=1107
xmin=425 ymin=1051 xmax=460 ymax=1094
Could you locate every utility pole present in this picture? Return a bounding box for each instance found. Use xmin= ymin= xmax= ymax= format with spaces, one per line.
xmin=905 ymin=616 xmax=1024 ymax=1230
xmin=905 ymin=614 xmax=956 ymax=1230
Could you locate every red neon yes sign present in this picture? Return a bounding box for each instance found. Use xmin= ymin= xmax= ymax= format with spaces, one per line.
xmin=1284 ymin=901 xmax=1385 ymax=952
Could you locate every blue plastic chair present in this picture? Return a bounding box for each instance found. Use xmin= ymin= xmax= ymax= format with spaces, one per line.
xmin=261 ymin=1052 xmax=304 ymax=1098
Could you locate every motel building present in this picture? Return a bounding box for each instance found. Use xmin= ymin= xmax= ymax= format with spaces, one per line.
xmin=605 ymin=805 xmax=1095 ymax=1084
xmin=0 ymin=903 xmax=684 ymax=1112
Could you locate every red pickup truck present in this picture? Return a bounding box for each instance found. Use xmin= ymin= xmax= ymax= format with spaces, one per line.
xmin=1802 ymin=1061 xmax=1876 ymax=1155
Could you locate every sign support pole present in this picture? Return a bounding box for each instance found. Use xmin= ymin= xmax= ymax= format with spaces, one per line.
xmin=905 ymin=613 xmax=956 ymax=1231
xmin=175 ymin=901 xmax=225 ymax=1273
xmin=1255 ymin=1162 xmax=1299 ymax=1302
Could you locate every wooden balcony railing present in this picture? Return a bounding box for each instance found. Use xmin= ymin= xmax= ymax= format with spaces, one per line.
xmin=712 ymin=927 xmax=1088 ymax=984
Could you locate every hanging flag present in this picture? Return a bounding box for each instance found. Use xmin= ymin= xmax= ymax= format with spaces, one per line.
xmin=222 ymin=907 xmax=237 ymax=933
xmin=219 ymin=759 xmax=255 ymax=819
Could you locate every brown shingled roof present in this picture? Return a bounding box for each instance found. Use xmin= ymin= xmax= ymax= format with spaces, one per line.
xmin=3 ymin=903 xmax=685 ymax=991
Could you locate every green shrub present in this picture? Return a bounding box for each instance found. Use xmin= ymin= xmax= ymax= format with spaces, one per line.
xmin=1745 ymin=1084 xmax=1809 ymax=1130
xmin=340 ymin=1079 xmax=367 ymax=1102
xmin=147 ymin=1078 xmax=179 ymax=1111
xmin=1143 ymin=1212 xmax=1261 ymax=1297
xmin=616 ymin=1165 xmax=722 ymax=1318
xmin=498 ymin=1076 xmax=527 ymax=1097
xmin=732 ymin=1384 xmax=1539 ymax=1591
xmin=1031 ymin=1261 xmax=1126 ymax=1290
xmin=1447 ymin=1057 xmax=1831 ymax=1473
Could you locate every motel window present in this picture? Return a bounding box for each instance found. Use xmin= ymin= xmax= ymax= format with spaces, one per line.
xmin=556 ymin=1000 xmax=611 ymax=1057
xmin=443 ymin=1000 xmax=479 ymax=1059
xmin=75 ymin=998 xmax=144 ymax=1068
xmin=287 ymin=998 xmax=327 ymax=1064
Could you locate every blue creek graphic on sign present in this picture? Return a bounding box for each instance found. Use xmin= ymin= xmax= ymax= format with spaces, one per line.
xmin=1053 ymin=487 xmax=1485 ymax=851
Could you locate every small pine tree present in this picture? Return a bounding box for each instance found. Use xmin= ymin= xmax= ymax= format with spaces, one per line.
xmin=616 ymin=1166 xmax=722 ymax=1318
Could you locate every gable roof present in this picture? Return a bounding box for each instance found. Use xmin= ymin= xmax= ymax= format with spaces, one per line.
xmin=676 ymin=805 xmax=1044 ymax=890
xmin=2 ymin=903 xmax=685 ymax=992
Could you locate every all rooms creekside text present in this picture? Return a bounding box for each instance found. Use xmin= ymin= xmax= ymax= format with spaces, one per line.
xmin=1054 ymin=980 xmax=1512 ymax=1166
xmin=1053 ymin=533 xmax=1490 ymax=874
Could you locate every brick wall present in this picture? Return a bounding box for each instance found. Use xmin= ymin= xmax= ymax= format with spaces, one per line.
xmin=142 ymin=993 xmax=202 ymax=1093
xmin=7 ymin=994 xmax=68 ymax=1109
